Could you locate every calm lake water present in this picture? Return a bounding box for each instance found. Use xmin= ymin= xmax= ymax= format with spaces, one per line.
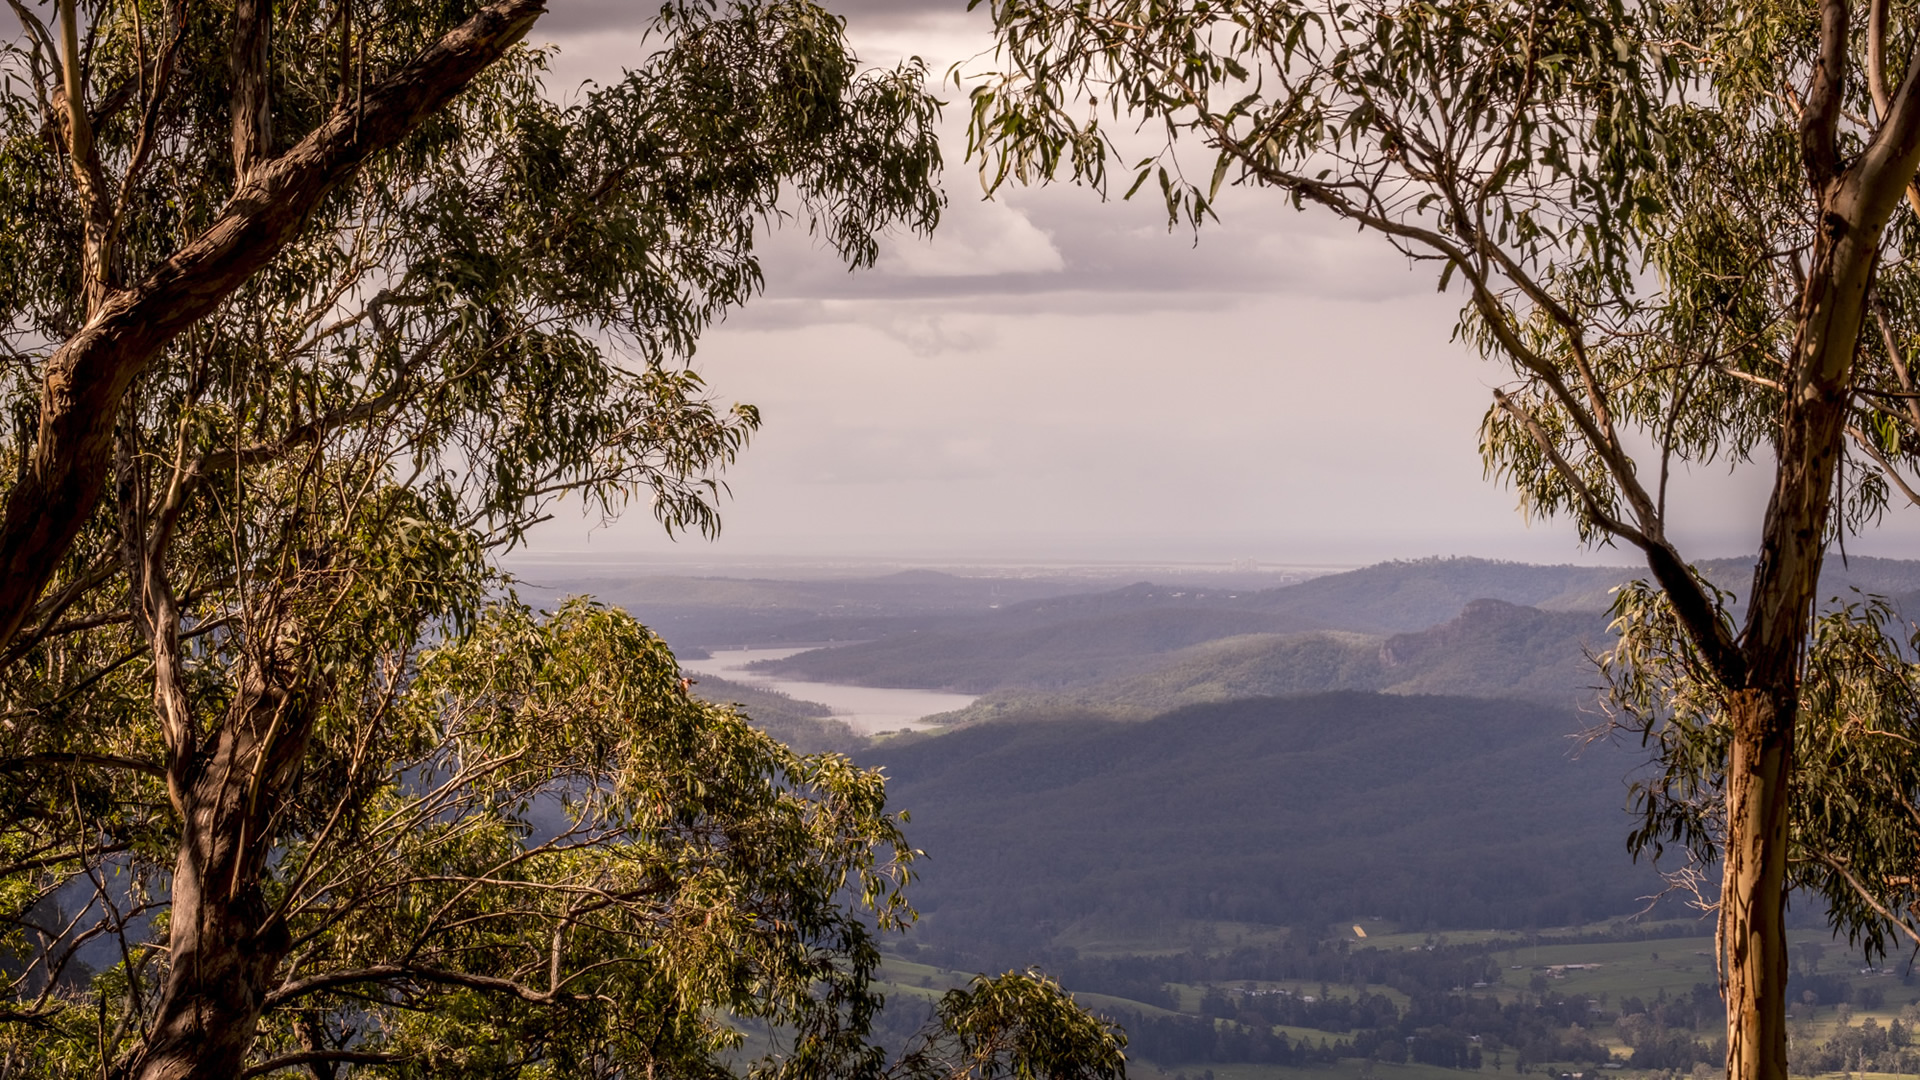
xmin=679 ymin=647 xmax=977 ymax=735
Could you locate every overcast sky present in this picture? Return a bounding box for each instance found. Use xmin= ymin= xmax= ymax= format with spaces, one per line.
xmin=515 ymin=0 xmax=1909 ymax=571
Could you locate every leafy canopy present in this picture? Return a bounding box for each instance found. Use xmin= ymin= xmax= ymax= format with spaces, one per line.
xmin=0 ymin=1 xmax=1129 ymax=1075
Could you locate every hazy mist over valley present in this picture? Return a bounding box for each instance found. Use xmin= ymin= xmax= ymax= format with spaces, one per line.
xmin=499 ymin=551 xmax=1920 ymax=1079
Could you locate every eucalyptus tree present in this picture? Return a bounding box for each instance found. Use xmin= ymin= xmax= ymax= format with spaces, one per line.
xmin=0 ymin=0 xmax=1133 ymax=1077
xmin=967 ymin=1 xmax=1920 ymax=1078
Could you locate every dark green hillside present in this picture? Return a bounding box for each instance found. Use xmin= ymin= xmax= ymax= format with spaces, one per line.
xmin=866 ymin=693 xmax=1660 ymax=962
xmin=935 ymin=631 xmax=1388 ymax=722
xmin=1374 ymin=600 xmax=1611 ymax=699
xmin=940 ymin=600 xmax=1611 ymax=722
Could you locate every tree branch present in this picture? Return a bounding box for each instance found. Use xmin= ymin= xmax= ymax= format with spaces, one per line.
xmin=241 ymin=1050 xmax=406 ymax=1077
xmin=1873 ymin=303 xmax=1920 ymax=431
xmin=1852 ymin=6 xmax=1920 ymax=221
xmin=1846 ymin=424 xmax=1920 ymax=507
xmin=1494 ymin=389 xmax=1745 ymax=685
xmin=0 ymin=752 xmax=164 ymax=777
xmin=262 ymin=963 xmax=587 ymax=1009
xmin=1809 ymin=848 xmax=1920 ymax=952
xmin=56 ymin=0 xmax=113 ymax=311
xmin=0 ymin=0 xmax=548 ymax=665
xmin=1870 ymin=0 xmax=1893 ymax=121
xmin=0 ymin=840 xmax=131 ymax=877
xmin=1801 ymin=0 xmax=1848 ymax=192
xmin=117 ymin=0 xmax=189 ymax=222
xmin=230 ymin=0 xmax=272 ymax=178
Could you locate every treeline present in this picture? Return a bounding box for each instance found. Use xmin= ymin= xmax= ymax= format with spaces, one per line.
xmin=1023 ymin=938 xmax=1505 ymax=1002
xmin=1118 ymin=1012 xmax=1347 ymax=1068
xmin=1106 ymin=982 xmax=1724 ymax=1071
xmin=891 ymin=935 xmax=1737 ymax=1072
xmin=1793 ymin=1013 xmax=1920 ymax=1074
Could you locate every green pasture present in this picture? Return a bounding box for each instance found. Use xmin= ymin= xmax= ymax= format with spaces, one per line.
xmin=1059 ymin=918 xmax=1297 ymax=957
xmin=878 ymin=916 xmax=1920 ymax=1080
xmin=1128 ymin=1060 xmax=1649 ymax=1080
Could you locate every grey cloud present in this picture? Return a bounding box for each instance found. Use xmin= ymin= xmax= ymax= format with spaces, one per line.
xmin=720 ymin=185 xmax=1436 ymax=330
xmin=534 ymin=0 xmax=656 ymax=36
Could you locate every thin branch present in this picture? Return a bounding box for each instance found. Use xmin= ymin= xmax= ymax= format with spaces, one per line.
xmin=1874 ymin=304 xmax=1920 ymax=430
xmin=1847 ymin=424 xmax=1920 ymax=507
xmin=0 ymin=752 xmax=164 ymax=777
xmin=1717 ymin=367 xmax=1786 ymax=392
xmin=0 ymin=840 xmax=131 ymax=877
xmin=1810 ymin=848 xmax=1920 ymax=952
xmin=241 ymin=1050 xmax=407 ymax=1077
xmin=263 ymin=963 xmax=594 ymax=1009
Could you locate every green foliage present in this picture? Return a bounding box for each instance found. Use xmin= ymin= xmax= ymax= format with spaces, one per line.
xmin=1608 ymin=583 xmax=1920 ymax=963
xmin=0 ymin=2 xmax=1110 ymax=1075
xmin=894 ymin=971 xmax=1129 ymax=1080
xmin=242 ymin=598 xmax=915 ymax=1079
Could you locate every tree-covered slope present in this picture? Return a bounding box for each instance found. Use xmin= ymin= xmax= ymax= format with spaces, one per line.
xmin=940 ymin=600 xmax=1612 ymax=722
xmin=866 ymin=693 xmax=1661 ymax=961
xmin=760 ymin=557 xmax=1920 ymax=697
xmin=689 ymin=675 xmax=863 ymax=754
xmin=755 ymin=559 xmax=1625 ymax=690
xmin=1238 ymin=558 xmax=1633 ymax=631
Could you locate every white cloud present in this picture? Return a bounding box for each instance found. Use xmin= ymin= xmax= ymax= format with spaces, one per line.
xmin=874 ymin=312 xmax=999 ymax=355
xmin=876 ymin=198 xmax=1064 ymax=277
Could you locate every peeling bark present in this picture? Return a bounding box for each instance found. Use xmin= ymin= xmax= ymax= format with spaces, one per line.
xmin=1721 ymin=689 xmax=1794 ymax=1080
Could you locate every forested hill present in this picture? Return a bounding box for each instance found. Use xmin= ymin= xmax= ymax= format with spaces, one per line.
xmin=863 ymin=691 xmax=1663 ymax=966
xmin=753 ymin=558 xmax=1633 ymax=693
xmin=753 ymin=555 xmax=1920 ymax=701
xmin=1234 ymin=558 xmax=1630 ymax=631
xmin=943 ymin=599 xmax=1611 ymax=721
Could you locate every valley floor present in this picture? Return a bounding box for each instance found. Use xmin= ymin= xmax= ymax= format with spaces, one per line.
xmin=872 ymin=920 xmax=1920 ymax=1080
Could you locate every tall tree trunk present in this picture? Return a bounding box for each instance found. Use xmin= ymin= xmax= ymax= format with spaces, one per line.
xmin=1721 ymin=688 xmax=1795 ymax=1080
xmin=125 ymin=664 xmax=310 ymax=1080
xmin=132 ymin=842 xmax=287 ymax=1080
